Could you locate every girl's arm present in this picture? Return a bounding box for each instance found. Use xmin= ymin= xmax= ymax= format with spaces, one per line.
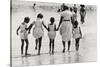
xmin=55 ymin=25 xmax=57 ymax=31
xmin=42 ymin=22 xmax=49 ymax=31
xmin=16 ymin=26 xmax=20 ymax=35
xmin=79 ymin=27 xmax=82 ymax=37
xmin=28 ymin=21 xmax=35 ymax=33
xmin=84 ymin=9 xmax=86 ymax=16
xmin=72 ymin=28 xmax=74 ymax=35
xmin=57 ymin=16 xmax=63 ymax=30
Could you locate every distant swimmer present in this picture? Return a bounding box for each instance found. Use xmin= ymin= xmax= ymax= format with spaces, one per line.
xmin=33 ymin=3 xmax=36 ymax=11
xmin=80 ymin=5 xmax=86 ymax=24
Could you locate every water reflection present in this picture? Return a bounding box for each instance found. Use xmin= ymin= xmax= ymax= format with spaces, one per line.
xmin=21 ymin=56 xmax=29 ymax=66
xmin=13 ymin=50 xmax=93 ymax=67
xmin=67 ymin=51 xmax=80 ymax=63
xmin=74 ymin=52 xmax=80 ymax=63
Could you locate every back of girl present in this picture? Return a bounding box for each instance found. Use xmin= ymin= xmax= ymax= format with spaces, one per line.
xmin=73 ymin=26 xmax=80 ymax=39
xmin=16 ymin=17 xmax=30 ymax=56
xmin=35 ymin=19 xmax=43 ymax=28
xmin=33 ymin=16 xmax=43 ymax=39
xmin=33 ymin=13 xmax=44 ymax=55
xmin=73 ymin=21 xmax=82 ymax=39
xmin=72 ymin=21 xmax=82 ymax=51
xmin=48 ymin=23 xmax=56 ymax=39
xmin=48 ymin=17 xmax=56 ymax=54
xmin=20 ymin=22 xmax=28 ymax=40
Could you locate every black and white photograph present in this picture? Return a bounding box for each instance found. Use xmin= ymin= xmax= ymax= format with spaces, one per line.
xmin=11 ymin=0 xmax=97 ymax=67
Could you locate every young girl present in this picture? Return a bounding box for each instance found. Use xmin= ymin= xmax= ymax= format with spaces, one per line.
xmin=72 ymin=21 xmax=82 ymax=51
xmin=43 ymin=17 xmax=57 ymax=54
xmin=28 ymin=13 xmax=44 ymax=55
xmin=16 ymin=17 xmax=30 ymax=56
xmin=80 ymin=5 xmax=86 ymax=24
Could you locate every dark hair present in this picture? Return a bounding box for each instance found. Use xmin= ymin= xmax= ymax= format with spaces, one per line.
xmin=24 ymin=17 xmax=30 ymax=23
xmin=61 ymin=3 xmax=69 ymax=11
xmin=74 ymin=21 xmax=78 ymax=26
xmin=37 ymin=13 xmax=43 ymax=19
xmin=50 ymin=17 xmax=55 ymax=23
xmin=74 ymin=4 xmax=76 ymax=6
xmin=33 ymin=3 xmax=36 ymax=6
xmin=70 ymin=7 xmax=73 ymax=12
xmin=80 ymin=5 xmax=85 ymax=7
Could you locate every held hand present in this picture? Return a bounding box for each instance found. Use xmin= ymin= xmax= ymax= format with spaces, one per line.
xmin=16 ymin=32 xmax=18 ymax=35
xmin=80 ymin=34 xmax=82 ymax=39
xmin=57 ymin=9 xmax=60 ymax=12
xmin=56 ymin=28 xmax=59 ymax=31
xmin=28 ymin=31 xmax=30 ymax=34
xmin=56 ymin=29 xmax=58 ymax=31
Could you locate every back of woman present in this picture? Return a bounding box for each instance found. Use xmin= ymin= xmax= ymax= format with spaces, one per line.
xmin=59 ymin=10 xmax=72 ymax=41
xmin=60 ymin=10 xmax=72 ymax=20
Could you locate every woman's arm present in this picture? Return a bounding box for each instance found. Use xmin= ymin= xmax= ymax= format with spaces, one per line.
xmin=42 ymin=22 xmax=49 ymax=31
xmin=57 ymin=16 xmax=63 ymax=30
xmin=16 ymin=26 xmax=20 ymax=35
xmin=71 ymin=16 xmax=73 ymax=25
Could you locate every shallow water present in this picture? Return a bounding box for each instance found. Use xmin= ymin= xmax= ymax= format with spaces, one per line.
xmin=11 ymin=3 xmax=97 ymax=67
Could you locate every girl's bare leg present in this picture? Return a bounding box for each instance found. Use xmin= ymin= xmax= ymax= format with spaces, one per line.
xmin=38 ymin=37 xmax=42 ymax=55
xmin=52 ymin=39 xmax=54 ymax=54
xmin=25 ymin=39 xmax=29 ymax=55
xmin=35 ymin=39 xmax=38 ymax=50
xmin=21 ymin=39 xmax=24 ymax=55
xmin=62 ymin=41 xmax=65 ymax=53
xmin=49 ymin=39 xmax=52 ymax=53
xmin=68 ymin=40 xmax=71 ymax=51
xmin=75 ymin=38 xmax=80 ymax=51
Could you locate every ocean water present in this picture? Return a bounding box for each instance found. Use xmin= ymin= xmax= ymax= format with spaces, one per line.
xmin=11 ymin=1 xmax=97 ymax=67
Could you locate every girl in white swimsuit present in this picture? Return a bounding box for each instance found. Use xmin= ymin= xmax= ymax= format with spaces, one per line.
xmin=28 ymin=13 xmax=45 ymax=55
xmin=72 ymin=21 xmax=82 ymax=51
xmin=16 ymin=17 xmax=30 ymax=56
xmin=43 ymin=17 xmax=57 ymax=55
